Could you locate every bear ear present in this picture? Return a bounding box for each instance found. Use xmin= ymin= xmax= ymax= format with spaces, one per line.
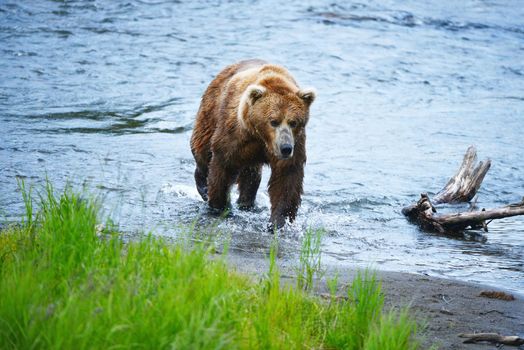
xmin=245 ymin=84 xmax=266 ymax=105
xmin=238 ymin=84 xmax=266 ymax=128
xmin=297 ymin=87 xmax=316 ymax=106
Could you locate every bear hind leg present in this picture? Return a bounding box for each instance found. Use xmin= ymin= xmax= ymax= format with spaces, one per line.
xmin=194 ymin=164 xmax=208 ymax=201
xmin=191 ymin=145 xmax=211 ymax=201
xmin=207 ymin=157 xmax=237 ymax=211
xmin=237 ymin=165 xmax=262 ymax=209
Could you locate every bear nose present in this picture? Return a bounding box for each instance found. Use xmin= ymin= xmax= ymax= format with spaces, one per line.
xmin=280 ymin=144 xmax=293 ymax=157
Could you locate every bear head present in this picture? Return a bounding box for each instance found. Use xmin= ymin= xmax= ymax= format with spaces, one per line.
xmin=237 ymin=80 xmax=315 ymax=160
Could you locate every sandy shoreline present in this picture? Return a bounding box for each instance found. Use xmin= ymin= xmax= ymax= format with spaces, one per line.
xmin=227 ymin=254 xmax=524 ymax=349
xmin=349 ymin=270 xmax=523 ymax=349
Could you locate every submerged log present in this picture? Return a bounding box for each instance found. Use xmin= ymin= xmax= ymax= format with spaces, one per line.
xmin=403 ymin=194 xmax=524 ymax=234
xmin=402 ymin=146 xmax=524 ymax=235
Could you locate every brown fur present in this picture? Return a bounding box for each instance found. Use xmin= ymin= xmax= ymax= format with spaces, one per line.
xmin=190 ymin=59 xmax=315 ymax=229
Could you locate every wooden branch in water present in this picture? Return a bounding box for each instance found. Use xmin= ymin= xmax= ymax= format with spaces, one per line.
xmin=402 ymin=194 xmax=524 ymax=234
xmin=433 ymin=146 xmax=491 ymax=204
xmin=458 ymin=333 xmax=524 ymax=346
xmin=402 ymin=146 xmax=524 ymax=235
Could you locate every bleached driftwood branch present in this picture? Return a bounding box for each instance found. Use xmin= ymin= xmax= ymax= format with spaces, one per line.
xmin=433 ymin=146 xmax=491 ymax=204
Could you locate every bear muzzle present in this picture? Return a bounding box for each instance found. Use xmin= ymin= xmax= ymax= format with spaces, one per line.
xmin=275 ymin=126 xmax=294 ymax=159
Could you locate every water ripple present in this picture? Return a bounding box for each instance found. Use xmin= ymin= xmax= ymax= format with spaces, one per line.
xmin=1 ymin=0 xmax=523 ymax=293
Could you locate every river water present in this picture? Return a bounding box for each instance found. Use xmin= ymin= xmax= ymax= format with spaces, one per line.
xmin=1 ymin=1 xmax=523 ymax=293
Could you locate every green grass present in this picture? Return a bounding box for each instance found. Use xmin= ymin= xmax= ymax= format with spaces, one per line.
xmin=0 ymin=182 xmax=419 ymax=349
xmin=296 ymin=227 xmax=324 ymax=291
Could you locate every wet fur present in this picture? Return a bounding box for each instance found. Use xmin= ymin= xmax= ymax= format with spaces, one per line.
xmin=190 ymin=59 xmax=315 ymax=229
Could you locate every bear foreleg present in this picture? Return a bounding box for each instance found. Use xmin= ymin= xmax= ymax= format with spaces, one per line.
xmin=268 ymin=164 xmax=304 ymax=231
xmin=237 ymin=165 xmax=262 ymax=209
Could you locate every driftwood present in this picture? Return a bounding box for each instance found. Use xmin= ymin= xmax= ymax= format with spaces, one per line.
xmin=433 ymin=146 xmax=491 ymax=204
xmin=402 ymin=146 xmax=524 ymax=235
xmin=458 ymin=333 xmax=524 ymax=346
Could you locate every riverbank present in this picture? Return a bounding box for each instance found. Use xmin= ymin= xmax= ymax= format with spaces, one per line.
xmin=0 ymin=184 xmax=420 ymax=349
xmin=373 ymin=271 xmax=523 ymax=349
xmin=3 ymin=183 xmax=522 ymax=349
xmin=228 ymin=253 xmax=524 ymax=349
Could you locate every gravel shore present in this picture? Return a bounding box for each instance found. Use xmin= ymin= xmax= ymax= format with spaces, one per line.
xmin=228 ymin=254 xmax=524 ymax=349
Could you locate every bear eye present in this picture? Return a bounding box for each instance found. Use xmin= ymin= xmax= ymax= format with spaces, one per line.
xmin=288 ymin=120 xmax=297 ymax=128
xmin=270 ymin=120 xmax=280 ymax=127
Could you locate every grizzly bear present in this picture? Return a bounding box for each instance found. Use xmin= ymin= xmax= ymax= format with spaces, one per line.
xmin=190 ymin=59 xmax=315 ymax=230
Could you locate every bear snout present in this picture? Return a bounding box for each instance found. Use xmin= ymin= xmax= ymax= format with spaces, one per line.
xmin=274 ymin=125 xmax=294 ymax=159
xmin=280 ymin=144 xmax=293 ymax=158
